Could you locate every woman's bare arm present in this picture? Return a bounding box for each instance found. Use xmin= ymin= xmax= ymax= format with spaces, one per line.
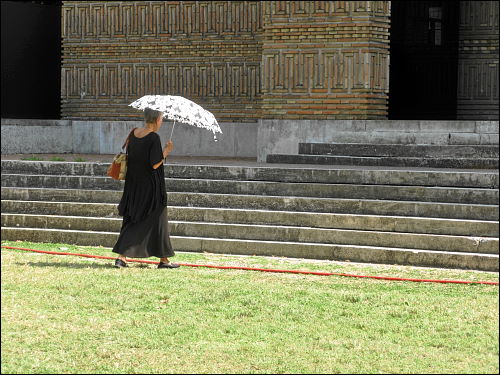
xmin=152 ymin=159 xmax=164 ymax=170
xmin=152 ymin=140 xmax=173 ymax=169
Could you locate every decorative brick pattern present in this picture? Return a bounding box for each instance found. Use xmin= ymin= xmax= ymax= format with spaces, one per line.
xmin=61 ymin=1 xmax=263 ymax=121
xmin=61 ymin=1 xmax=390 ymax=121
xmin=457 ymin=1 xmax=499 ymax=120
xmin=261 ymin=1 xmax=390 ymax=120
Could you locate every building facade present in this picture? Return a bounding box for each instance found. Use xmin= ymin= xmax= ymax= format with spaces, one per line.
xmin=1 ymin=1 xmax=498 ymax=121
xmin=60 ymin=1 xmax=391 ymax=121
xmin=58 ymin=1 xmax=498 ymax=122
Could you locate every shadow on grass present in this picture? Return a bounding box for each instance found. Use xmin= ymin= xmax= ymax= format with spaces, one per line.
xmin=16 ymin=261 xmax=153 ymax=269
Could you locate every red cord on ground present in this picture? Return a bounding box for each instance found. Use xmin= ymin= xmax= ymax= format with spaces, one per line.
xmin=1 ymin=246 xmax=498 ymax=285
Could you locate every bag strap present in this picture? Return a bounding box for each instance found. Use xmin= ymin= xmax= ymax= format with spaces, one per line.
xmin=122 ymin=128 xmax=137 ymax=151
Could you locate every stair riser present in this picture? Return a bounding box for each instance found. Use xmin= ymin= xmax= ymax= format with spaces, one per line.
xmin=2 ymin=160 xmax=498 ymax=188
xmin=2 ymin=228 xmax=497 ymax=271
xmin=267 ymin=154 xmax=499 ymax=169
xmin=2 ymin=188 xmax=497 ymax=220
xmin=2 ymin=201 xmax=121 ymax=218
xmin=170 ymin=179 xmax=498 ymax=205
xmin=3 ymin=200 xmax=497 ymax=236
xmin=2 ymin=214 xmax=497 ymax=254
xmin=2 ymin=175 xmax=498 ymax=204
xmin=299 ymin=143 xmax=500 ymax=158
xmin=170 ymin=194 xmax=499 ymax=221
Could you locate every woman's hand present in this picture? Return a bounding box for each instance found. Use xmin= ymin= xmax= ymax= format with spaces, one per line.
xmin=163 ymin=140 xmax=173 ymax=157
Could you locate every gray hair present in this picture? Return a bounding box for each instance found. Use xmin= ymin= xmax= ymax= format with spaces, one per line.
xmin=144 ymin=108 xmax=163 ymax=124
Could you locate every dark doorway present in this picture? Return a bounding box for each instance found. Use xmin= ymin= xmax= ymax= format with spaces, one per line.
xmin=1 ymin=1 xmax=61 ymax=119
xmin=389 ymin=1 xmax=460 ymax=120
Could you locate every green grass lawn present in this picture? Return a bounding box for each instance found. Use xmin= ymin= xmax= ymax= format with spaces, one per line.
xmin=1 ymin=241 xmax=498 ymax=374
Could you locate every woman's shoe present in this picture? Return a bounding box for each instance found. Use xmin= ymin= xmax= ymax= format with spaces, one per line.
xmin=114 ymin=258 xmax=129 ymax=268
xmin=158 ymin=262 xmax=180 ymax=269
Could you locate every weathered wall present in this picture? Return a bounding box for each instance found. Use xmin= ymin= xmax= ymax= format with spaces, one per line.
xmin=3 ymin=118 xmax=498 ymax=163
xmin=257 ymin=119 xmax=499 ymax=162
xmin=457 ymin=1 xmax=499 ymax=120
xmin=1 ymin=118 xmax=257 ymax=157
xmin=1 ymin=120 xmax=72 ymax=154
xmin=61 ymin=1 xmax=390 ymax=122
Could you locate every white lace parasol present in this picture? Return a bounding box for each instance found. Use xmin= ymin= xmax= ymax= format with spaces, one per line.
xmin=129 ymin=95 xmax=222 ymax=140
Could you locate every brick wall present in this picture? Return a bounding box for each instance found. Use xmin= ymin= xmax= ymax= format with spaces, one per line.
xmin=261 ymin=1 xmax=390 ymax=119
xmin=61 ymin=1 xmax=390 ymax=121
xmin=457 ymin=1 xmax=499 ymax=120
xmin=61 ymin=1 xmax=263 ymax=121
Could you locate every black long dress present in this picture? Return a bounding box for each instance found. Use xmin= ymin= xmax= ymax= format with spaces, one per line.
xmin=112 ymin=131 xmax=175 ymax=259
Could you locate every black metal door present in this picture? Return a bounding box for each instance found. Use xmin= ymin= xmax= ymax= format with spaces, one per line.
xmin=1 ymin=1 xmax=61 ymax=119
xmin=389 ymin=1 xmax=460 ymax=120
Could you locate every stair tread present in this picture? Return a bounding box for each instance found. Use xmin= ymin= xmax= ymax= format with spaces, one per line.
xmin=1 ymin=187 xmax=498 ymax=206
xmin=3 ymin=172 xmax=499 ymax=186
xmin=296 ymin=155 xmax=498 ymax=160
xmin=267 ymin=154 xmax=499 ymax=170
xmin=2 ymin=212 xmax=498 ymax=236
xmin=2 ymin=200 xmax=499 ymax=222
xmin=4 ymin=159 xmax=499 ymax=172
xmin=2 ymin=226 xmax=498 ymax=257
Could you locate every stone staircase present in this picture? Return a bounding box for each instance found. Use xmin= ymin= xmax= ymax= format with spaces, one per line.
xmin=267 ymin=143 xmax=499 ymax=169
xmin=1 ymin=159 xmax=499 ymax=271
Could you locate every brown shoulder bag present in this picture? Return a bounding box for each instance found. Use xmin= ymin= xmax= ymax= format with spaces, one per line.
xmin=107 ymin=128 xmax=137 ymax=180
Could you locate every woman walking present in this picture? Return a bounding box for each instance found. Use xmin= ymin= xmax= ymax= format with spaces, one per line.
xmin=112 ymin=108 xmax=180 ymax=269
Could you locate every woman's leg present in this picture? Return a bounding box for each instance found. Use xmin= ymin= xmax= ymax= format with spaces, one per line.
xmin=114 ymin=215 xmax=131 ymax=264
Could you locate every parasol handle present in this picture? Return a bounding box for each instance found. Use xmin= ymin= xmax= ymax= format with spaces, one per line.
xmin=169 ymin=121 xmax=176 ymax=141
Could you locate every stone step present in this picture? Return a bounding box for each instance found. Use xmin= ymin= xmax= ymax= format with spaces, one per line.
xmin=2 ymin=174 xmax=498 ymax=205
xmin=2 ymin=160 xmax=498 ymax=188
xmin=2 ymin=227 xmax=498 ymax=271
xmin=267 ymin=154 xmax=499 ymax=169
xmin=298 ymin=143 xmax=499 ymax=158
xmin=2 ymin=200 xmax=497 ymax=237
xmin=2 ymin=213 xmax=497 ymax=255
xmin=2 ymin=187 xmax=497 ymax=220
